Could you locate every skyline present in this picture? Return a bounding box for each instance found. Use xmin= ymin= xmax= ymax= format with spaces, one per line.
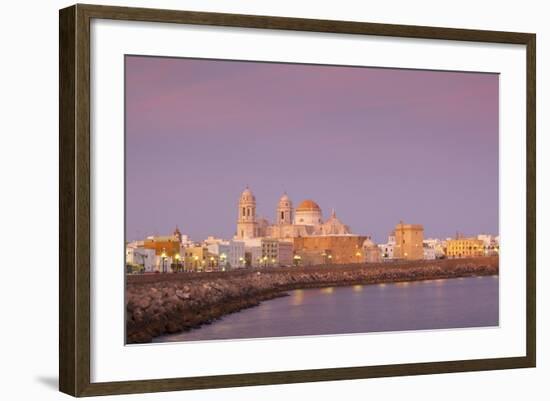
xmin=125 ymin=56 xmax=499 ymax=243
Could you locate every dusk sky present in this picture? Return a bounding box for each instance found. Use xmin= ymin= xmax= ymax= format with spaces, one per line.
xmin=125 ymin=56 xmax=498 ymax=243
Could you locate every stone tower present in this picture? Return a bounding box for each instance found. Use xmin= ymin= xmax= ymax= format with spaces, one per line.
xmin=276 ymin=192 xmax=293 ymax=225
xmin=236 ymin=186 xmax=258 ymax=239
xmin=393 ymin=220 xmax=424 ymax=260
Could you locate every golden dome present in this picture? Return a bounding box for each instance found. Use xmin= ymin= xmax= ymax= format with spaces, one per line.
xmin=296 ymin=199 xmax=321 ymax=211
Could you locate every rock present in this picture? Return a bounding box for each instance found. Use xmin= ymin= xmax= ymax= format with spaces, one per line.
xmin=126 ymin=299 xmax=137 ymax=312
xmin=137 ymin=296 xmax=152 ymax=309
xmin=176 ymin=290 xmax=191 ymax=300
xmin=149 ymin=287 xmax=162 ymax=299
xmin=133 ymin=308 xmax=144 ymax=322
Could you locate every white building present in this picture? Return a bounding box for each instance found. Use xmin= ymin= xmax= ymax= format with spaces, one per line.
xmin=423 ymin=238 xmax=445 ymax=259
xmin=154 ymin=254 xmax=174 ymax=273
xmin=126 ymin=242 xmax=156 ymax=272
xmin=243 ymin=238 xmax=263 ymax=268
xmin=206 ymin=239 xmax=245 ymax=270
xmin=423 ymin=243 xmax=436 ymax=260
xmin=477 ymin=234 xmax=500 ymax=255
xmin=243 ymin=237 xmax=287 ymax=268
xmin=228 ymin=240 xmax=246 ymax=268
xmin=378 ymin=233 xmax=396 ymax=261
xmin=179 ymin=234 xmax=193 ymax=247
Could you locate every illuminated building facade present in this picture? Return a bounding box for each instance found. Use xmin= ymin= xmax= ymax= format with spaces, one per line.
xmin=393 ymin=221 xmax=424 ymax=260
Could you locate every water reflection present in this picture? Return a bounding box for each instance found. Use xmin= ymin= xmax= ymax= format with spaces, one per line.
xmin=155 ymin=276 xmax=499 ymax=343
xmin=290 ymin=289 xmax=304 ymax=306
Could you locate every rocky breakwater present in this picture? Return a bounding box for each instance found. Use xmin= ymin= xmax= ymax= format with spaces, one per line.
xmin=126 ymin=256 xmax=498 ymax=343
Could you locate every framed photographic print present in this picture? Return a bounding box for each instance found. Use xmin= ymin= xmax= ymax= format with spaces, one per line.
xmin=59 ymin=4 xmax=536 ymax=397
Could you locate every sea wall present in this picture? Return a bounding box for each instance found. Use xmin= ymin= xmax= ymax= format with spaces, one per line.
xmin=126 ymin=256 xmax=498 ymax=343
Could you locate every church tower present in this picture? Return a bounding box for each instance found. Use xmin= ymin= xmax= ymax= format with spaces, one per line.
xmin=276 ymin=192 xmax=293 ymax=225
xmin=236 ymin=186 xmax=258 ymax=239
xmin=173 ymin=226 xmax=182 ymax=242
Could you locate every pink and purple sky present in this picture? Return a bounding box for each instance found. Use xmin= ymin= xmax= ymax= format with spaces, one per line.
xmin=125 ymin=55 xmax=498 ymax=243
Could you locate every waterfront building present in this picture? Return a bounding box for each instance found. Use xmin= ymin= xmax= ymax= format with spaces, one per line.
xmin=183 ymin=245 xmax=209 ymax=271
xmin=423 ymin=243 xmax=436 ymax=260
xmin=260 ymin=238 xmax=278 ymax=267
xmin=362 ymin=238 xmax=382 ymax=263
xmin=141 ymin=228 xmax=187 ymax=272
xmin=378 ymin=232 xmax=396 ymax=261
xmin=154 ymin=254 xmax=177 ymax=273
xmin=241 ymin=237 xmax=294 ymax=267
xmin=143 ymin=228 xmax=182 ymax=258
xmin=126 ymin=241 xmax=156 ymax=272
xmin=293 ymin=235 xmax=368 ymax=266
xmin=206 ymin=241 xmax=229 ymax=269
xmin=227 ymin=240 xmax=245 ymax=268
xmin=477 ymin=234 xmax=500 ymax=256
xmin=446 ymin=237 xmax=485 ymax=258
xmin=423 ymin=238 xmax=446 ymax=259
xmin=206 ymin=239 xmax=245 ymax=270
xmin=393 ymin=221 xmax=424 ymax=260
xmin=277 ymin=240 xmax=294 ymax=267
xmin=243 ymin=238 xmax=262 ymax=268
xmin=243 ymin=237 xmax=280 ymax=267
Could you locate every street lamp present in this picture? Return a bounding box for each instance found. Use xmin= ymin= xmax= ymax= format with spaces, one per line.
xmin=161 ymin=250 xmax=167 ymax=273
xmin=174 ymin=253 xmax=181 ymax=272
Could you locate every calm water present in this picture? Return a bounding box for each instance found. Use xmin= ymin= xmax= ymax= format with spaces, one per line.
xmin=154 ymin=276 xmax=499 ymax=343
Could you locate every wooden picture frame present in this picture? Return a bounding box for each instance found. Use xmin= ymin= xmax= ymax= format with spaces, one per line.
xmin=59 ymin=3 xmax=536 ymax=397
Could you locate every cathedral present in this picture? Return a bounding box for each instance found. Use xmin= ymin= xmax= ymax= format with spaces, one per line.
xmin=235 ymin=186 xmax=352 ymax=241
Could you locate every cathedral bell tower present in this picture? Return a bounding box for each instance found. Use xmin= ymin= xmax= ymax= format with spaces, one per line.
xmin=236 ymin=186 xmax=258 ymax=239
xmin=276 ymin=192 xmax=293 ymax=225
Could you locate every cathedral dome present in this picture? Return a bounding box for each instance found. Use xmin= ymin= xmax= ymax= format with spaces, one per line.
xmin=295 ymin=199 xmax=322 ymax=226
xmin=296 ymin=199 xmax=321 ymax=212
